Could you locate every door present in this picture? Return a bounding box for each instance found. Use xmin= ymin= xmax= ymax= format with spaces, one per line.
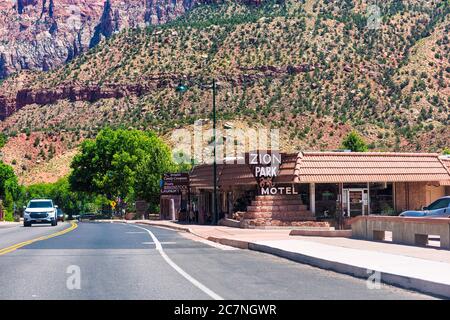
xmin=348 ymin=189 xmax=364 ymax=217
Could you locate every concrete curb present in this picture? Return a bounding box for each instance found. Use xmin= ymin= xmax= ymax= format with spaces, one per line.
xmin=99 ymin=219 xmax=450 ymax=298
xmin=289 ymin=229 xmax=352 ymax=237
xmin=133 ymin=221 xmax=193 ymax=233
xmin=249 ymin=243 xmax=450 ymax=299
xmin=0 ymin=222 xmax=20 ymax=229
xmin=206 ymin=236 xmax=249 ymax=249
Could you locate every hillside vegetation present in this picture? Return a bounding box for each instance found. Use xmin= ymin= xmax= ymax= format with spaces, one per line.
xmin=0 ymin=0 xmax=449 ymax=182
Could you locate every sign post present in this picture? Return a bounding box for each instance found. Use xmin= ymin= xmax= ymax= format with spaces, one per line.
xmin=160 ymin=173 xmax=190 ymax=221
xmin=160 ymin=173 xmax=190 ymax=195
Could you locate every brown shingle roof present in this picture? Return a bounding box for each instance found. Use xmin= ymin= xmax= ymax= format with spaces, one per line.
xmin=189 ymin=164 xmax=224 ymax=189
xmin=189 ymin=162 xmax=257 ymax=188
xmin=440 ymin=157 xmax=450 ymax=186
xmin=274 ymin=153 xmax=298 ymax=183
xmin=294 ymin=152 xmax=450 ymax=183
xmin=219 ymin=163 xmax=257 ymax=187
xmin=189 ymin=152 xmax=450 ymax=187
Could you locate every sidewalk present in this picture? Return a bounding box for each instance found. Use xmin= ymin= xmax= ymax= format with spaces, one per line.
xmin=0 ymin=221 xmax=20 ymax=229
xmin=119 ymin=220 xmax=450 ymax=298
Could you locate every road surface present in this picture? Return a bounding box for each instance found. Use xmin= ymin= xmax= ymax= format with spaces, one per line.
xmin=0 ymin=222 xmax=436 ymax=300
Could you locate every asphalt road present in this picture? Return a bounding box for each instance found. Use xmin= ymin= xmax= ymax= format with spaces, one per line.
xmin=0 ymin=222 xmax=70 ymax=249
xmin=0 ymin=222 xmax=436 ymax=300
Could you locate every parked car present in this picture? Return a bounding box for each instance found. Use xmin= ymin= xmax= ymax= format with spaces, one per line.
xmin=57 ymin=208 xmax=65 ymax=222
xmin=23 ymin=199 xmax=58 ymax=227
xmin=80 ymin=213 xmax=97 ymax=221
xmin=399 ymin=196 xmax=450 ymax=218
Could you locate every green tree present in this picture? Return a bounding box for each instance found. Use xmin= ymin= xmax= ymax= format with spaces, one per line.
xmin=24 ymin=178 xmax=108 ymax=218
xmin=342 ymin=131 xmax=368 ymax=152
xmin=0 ymin=161 xmax=21 ymax=221
xmin=0 ymin=133 xmax=7 ymax=148
xmin=3 ymin=190 xmax=14 ymax=221
xmin=443 ymin=147 xmax=450 ymax=155
xmin=0 ymin=161 xmax=17 ymax=198
xmin=69 ymin=128 xmax=175 ymax=207
xmin=134 ymin=145 xmax=177 ymax=212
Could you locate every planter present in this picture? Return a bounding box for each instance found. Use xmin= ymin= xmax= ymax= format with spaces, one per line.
xmin=125 ymin=212 xmax=136 ymax=220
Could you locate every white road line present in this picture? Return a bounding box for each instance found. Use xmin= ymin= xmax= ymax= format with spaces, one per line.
xmin=131 ymin=224 xmax=224 ymax=300
xmin=141 ymin=241 xmax=177 ymax=245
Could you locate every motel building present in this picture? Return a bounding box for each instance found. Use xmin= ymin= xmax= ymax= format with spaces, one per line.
xmin=187 ymin=151 xmax=450 ymax=228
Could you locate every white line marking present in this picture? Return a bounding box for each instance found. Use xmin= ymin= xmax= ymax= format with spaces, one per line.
xmin=141 ymin=241 xmax=177 ymax=245
xmin=131 ymin=224 xmax=224 ymax=300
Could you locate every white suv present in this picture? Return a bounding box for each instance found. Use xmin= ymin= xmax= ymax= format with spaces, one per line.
xmin=23 ymin=199 xmax=58 ymax=227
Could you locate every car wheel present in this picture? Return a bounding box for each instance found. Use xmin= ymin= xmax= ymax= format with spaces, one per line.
xmin=24 ymin=221 xmax=31 ymax=227
xmin=51 ymin=220 xmax=56 ymax=226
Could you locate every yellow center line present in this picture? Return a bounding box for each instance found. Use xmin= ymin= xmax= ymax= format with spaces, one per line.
xmin=0 ymin=221 xmax=78 ymax=256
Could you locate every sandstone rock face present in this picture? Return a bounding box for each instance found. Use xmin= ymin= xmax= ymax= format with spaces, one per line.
xmin=0 ymin=82 xmax=153 ymax=120
xmin=0 ymin=0 xmax=201 ymax=79
xmin=0 ymin=60 xmax=295 ymax=119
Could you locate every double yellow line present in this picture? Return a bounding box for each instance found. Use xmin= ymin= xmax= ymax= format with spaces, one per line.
xmin=0 ymin=221 xmax=78 ymax=256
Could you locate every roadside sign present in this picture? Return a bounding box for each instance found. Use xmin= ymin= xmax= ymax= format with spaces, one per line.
xmin=160 ymin=173 xmax=189 ymax=194
xmin=110 ymin=201 xmax=117 ymax=209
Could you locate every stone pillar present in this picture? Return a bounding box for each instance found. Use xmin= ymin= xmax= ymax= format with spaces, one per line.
xmin=169 ymin=199 xmax=176 ymax=221
xmin=351 ymin=216 xmax=367 ymax=239
xmin=309 ymin=183 xmax=316 ymax=215
xmin=441 ymin=225 xmax=450 ymax=249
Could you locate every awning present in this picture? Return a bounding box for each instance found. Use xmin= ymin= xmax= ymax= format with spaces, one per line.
xmin=189 ymin=164 xmax=224 ymax=189
xmin=219 ymin=163 xmax=257 ymax=187
xmin=189 ymin=162 xmax=257 ymax=188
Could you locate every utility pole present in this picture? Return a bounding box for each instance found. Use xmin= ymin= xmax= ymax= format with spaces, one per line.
xmin=176 ymin=78 xmax=219 ymax=225
xmin=212 ymin=79 xmax=219 ymax=225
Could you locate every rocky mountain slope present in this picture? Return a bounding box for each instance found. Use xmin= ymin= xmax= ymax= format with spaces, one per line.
xmin=0 ymin=0 xmax=207 ymax=79
xmin=0 ymin=0 xmax=449 ymax=184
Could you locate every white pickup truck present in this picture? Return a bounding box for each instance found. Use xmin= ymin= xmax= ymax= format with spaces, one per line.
xmin=23 ymin=199 xmax=58 ymax=227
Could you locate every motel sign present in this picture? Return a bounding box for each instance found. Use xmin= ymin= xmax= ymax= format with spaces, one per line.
xmin=249 ymin=152 xmax=297 ymax=195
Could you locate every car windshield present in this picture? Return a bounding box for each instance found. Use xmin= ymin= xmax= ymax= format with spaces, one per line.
xmin=427 ymin=198 xmax=450 ymax=210
xmin=28 ymin=201 xmax=53 ymax=208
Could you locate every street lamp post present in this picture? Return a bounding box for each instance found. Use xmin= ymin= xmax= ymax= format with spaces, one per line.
xmin=176 ymin=79 xmax=219 ymax=225
xmin=212 ymin=79 xmax=218 ymax=225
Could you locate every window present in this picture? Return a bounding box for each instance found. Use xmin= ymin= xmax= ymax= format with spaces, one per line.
xmin=427 ymin=198 xmax=450 ymax=210
xmin=369 ymin=183 xmax=394 ymax=215
xmin=28 ymin=201 xmax=53 ymax=208
xmin=315 ymin=184 xmax=338 ymax=216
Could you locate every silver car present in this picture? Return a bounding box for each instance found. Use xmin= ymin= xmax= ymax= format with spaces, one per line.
xmin=399 ymin=196 xmax=450 ymax=218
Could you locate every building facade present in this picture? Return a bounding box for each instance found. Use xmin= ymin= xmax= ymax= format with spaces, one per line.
xmin=187 ymin=152 xmax=450 ymax=228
